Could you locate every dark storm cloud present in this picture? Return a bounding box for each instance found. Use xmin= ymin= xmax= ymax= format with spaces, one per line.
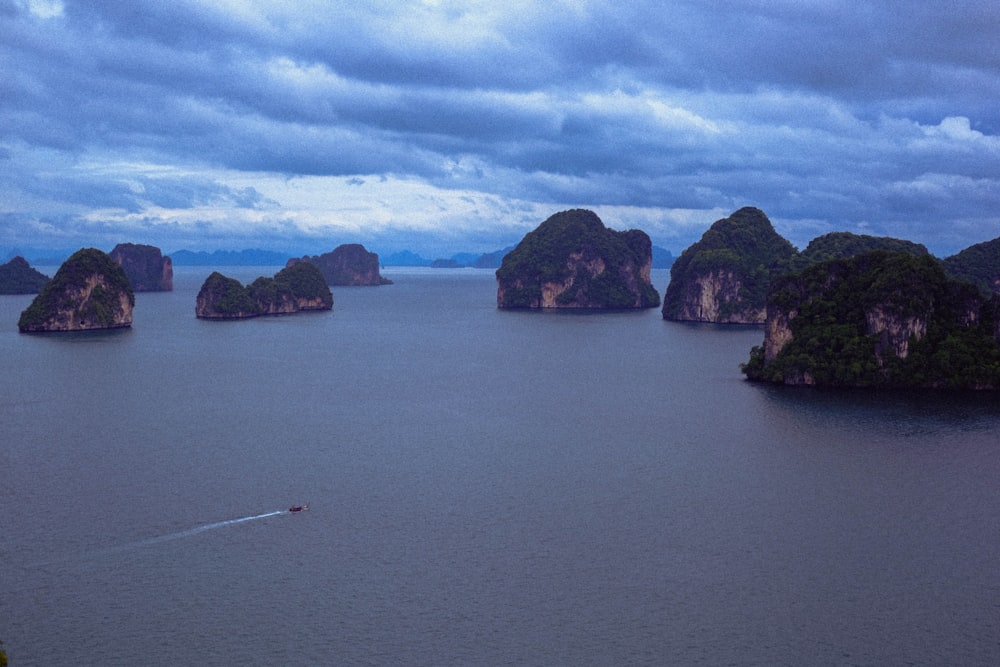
xmin=2 ymin=0 xmax=999 ymax=255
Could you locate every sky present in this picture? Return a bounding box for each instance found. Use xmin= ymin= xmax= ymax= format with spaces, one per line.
xmin=2 ymin=0 xmax=999 ymax=259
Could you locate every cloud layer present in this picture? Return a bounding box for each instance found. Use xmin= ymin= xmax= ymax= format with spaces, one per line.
xmin=3 ymin=0 xmax=999 ymax=257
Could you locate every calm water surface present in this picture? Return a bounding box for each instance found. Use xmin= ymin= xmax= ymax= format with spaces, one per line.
xmin=2 ymin=267 xmax=998 ymax=665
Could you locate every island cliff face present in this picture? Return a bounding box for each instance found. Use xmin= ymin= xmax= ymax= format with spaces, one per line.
xmin=662 ymin=207 xmax=796 ymax=323
xmin=196 ymin=262 xmax=333 ymax=319
xmin=743 ymin=251 xmax=1000 ymax=389
xmin=0 ymin=256 xmax=49 ymax=294
xmin=110 ymin=243 xmax=173 ymax=291
xmin=18 ymin=248 xmax=134 ymax=332
xmin=288 ymin=244 xmax=392 ymax=286
xmin=496 ymin=209 xmax=660 ymax=309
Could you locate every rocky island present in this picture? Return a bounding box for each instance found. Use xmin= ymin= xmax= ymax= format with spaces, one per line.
xmin=196 ymin=262 xmax=333 ymax=319
xmin=662 ymin=207 xmax=796 ymax=323
xmin=110 ymin=243 xmax=173 ymax=291
xmin=0 ymin=256 xmax=50 ymax=294
xmin=18 ymin=248 xmax=134 ymax=332
xmin=288 ymin=243 xmax=392 ymax=286
xmin=496 ymin=209 xmax=660 ymax=309
xmin=742 ymin=251 xmax=1000 ymax=389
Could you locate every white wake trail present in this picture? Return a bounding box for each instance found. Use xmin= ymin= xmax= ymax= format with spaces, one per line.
xmin=110 ymin=510 xmax=287 ymax=552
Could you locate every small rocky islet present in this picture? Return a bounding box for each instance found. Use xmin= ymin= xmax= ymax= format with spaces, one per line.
xmin=18 ymin=248 xmax=135 ymax=332
xmin=195 ymin=262 xmax=333 ymax=319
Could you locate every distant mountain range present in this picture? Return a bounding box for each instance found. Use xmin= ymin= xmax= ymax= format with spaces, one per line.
xmin=169 ymin=249 xmax=292 ymax=266
xmin=381 ymin=245 xmax=675 ymax=269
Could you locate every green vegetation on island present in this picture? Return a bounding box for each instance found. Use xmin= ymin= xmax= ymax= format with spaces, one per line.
xmin=942 ymin=237 xmax=1000 ymax=298
xmin=196 ymin=261 xmax=333 ymax=319
xmin=272 ymin=261 xmax=334 ymax=304
xmin=496 ymin=209 xmax=660 ymax=309
xmin=798 ymin=231 xmax=928 ymax=266
xmin=0 ymin=256 xmax=50 ymax=294
xmin=18 ymin=248 xmax=135 ymax=332
xmin=742 ymin=251 xmax=1000 ymax=389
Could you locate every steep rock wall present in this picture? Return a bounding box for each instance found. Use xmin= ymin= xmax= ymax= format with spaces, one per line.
xmin=670 ymin=269 xmax=765 ymax=323
xmin=110 ymin=243 xmax=173 ymax=291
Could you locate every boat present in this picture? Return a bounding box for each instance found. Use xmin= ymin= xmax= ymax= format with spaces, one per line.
xmin=289 ymin=504 xmax=309 ymax=513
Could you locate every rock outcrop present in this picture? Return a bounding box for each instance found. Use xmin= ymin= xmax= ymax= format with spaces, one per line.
xmin=743 ymin=251 xmax=1000 ymax=389
xmin=196 ymin=262 xmax=333 ymax=319
xmin=18 ymin=248 xmax=134 ymax=332
xmin=662 ymin=207 xmax=796 ymax=323
xmin=495 ymin=209 xmax=660 ymax=309
xmin=110 ymin=243 xmax=173 ymax=291
xmin=0 ymin=256 xmax=50 ymax=294
xmin=288 ymin=244 xmax=392 ymax=286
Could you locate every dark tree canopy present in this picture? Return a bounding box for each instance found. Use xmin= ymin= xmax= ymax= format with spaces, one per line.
xmin=743 ymin=251 xmax=1000 ymax=389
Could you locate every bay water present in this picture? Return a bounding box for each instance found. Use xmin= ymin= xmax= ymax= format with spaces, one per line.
xmin=2 ymin=267 xmax=998 ymax=665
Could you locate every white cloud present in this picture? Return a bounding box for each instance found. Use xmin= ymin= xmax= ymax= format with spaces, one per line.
xmin=22 ymin=0 xmax=63 ymax=19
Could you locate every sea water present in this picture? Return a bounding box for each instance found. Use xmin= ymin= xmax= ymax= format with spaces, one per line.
xmin=1 ymin=267 xmax=998 ymax=665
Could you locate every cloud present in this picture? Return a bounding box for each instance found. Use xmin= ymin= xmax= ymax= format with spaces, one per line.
xmin=1 ymin=0 xmax=999 ymax=258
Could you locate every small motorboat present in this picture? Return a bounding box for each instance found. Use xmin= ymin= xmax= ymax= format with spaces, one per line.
xmin=289 ymin=504 xmax=309 ymax=513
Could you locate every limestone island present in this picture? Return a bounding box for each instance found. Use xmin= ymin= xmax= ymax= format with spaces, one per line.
xmin=0 ymin=256 xmax=50 ymax=294
xmin=287 ymin=243 xmax=392 ymax=286
xmin=110 ymin=243 xmax=173 ymax=291
xmin=195 ymin=262 xmax=333 ymax=319
xmin=18 ymin=248 xmax=134 ymax=332
xmin=662 ymin=207 xmax=796 ymax=323
xmin=496 ymin=209 xmax=660 ymax=309
xmin=742 ymin=251 xmax=1000 ymax=389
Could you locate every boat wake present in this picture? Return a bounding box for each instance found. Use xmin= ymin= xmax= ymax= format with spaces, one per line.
xmin=108 ymin=510 xmax=287 ymax=554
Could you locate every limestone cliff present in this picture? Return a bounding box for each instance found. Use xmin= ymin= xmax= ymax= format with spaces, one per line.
xmin=288 ymin=243 xmax=392 ymax=286
xmin=110 ymin=243 xmax=173 ymax=291
xmin=669 ymin=268 xmax=764 ymax=324
xmin=196 ymin=262 xmax=333 ymax=319
xmin=0 ymin=256 xmax=49 ymax=294
xmin=744 ymin=251 xmax=1000 ymax=389
xmin=662 ymin=207 xmax=796 ymax=323
xmin=496 ymin=209 xmax=660 ymax=309
xmin=18 ymin=248 xmax=134 ymax=332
